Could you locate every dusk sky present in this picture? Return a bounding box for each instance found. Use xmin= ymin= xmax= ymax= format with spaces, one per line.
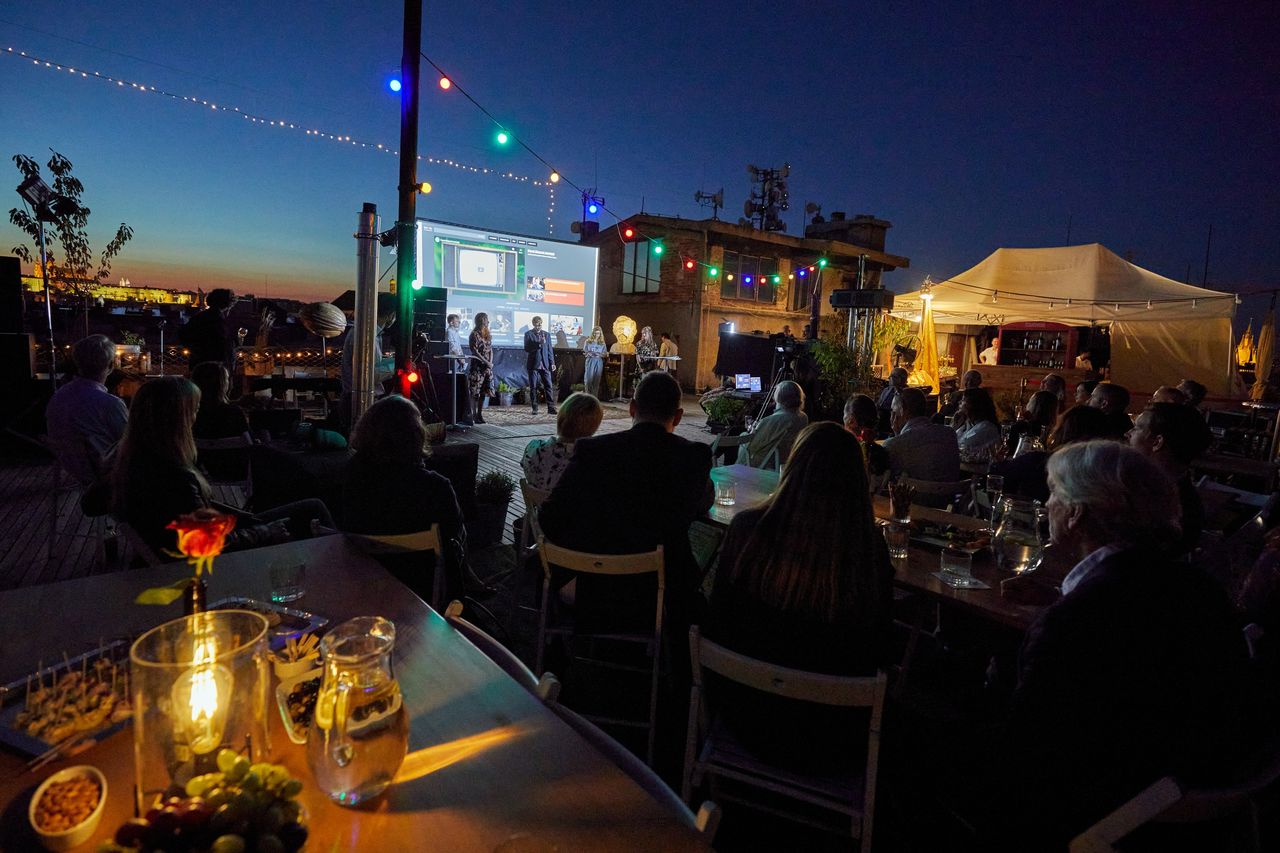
xmin=2 ymin=2 xmax=1277 ymax=320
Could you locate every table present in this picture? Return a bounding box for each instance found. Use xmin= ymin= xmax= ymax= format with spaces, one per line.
xmin=707 ymin=464 xmax=779 ymax=527
xmin=0 ymin=536 xmax=706 ymax=851
xmin=873 ymin=497 xmax=1046 ymax=632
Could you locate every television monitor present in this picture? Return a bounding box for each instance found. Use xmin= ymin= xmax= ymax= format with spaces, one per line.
xmin=416 ymin=219 xmax=599 ymax=347
xmin=749 ymin=377 xmax=762 ymax=392
xmin=735 ymin=373 xmax=751 ymax=390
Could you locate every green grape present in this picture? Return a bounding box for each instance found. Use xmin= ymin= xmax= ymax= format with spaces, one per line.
xmin=239 ymin=770 xmax=262 ymax=792
xmin=225 ymin=756 xmax=250 ymax=783
xmin=216 ymin=748 xmax=239 ymax=774
xmin=184 ymin=772 xmax=222 ymax=798
xmin=210 ymin=835 xmax=247 ymax=853
xmin=279 ymin=778 xmax=303 ymax=799
xmin=264 ymin=766 xmax=291 ymax=791
xmin=205 ymin=786 xmax=232 ymax=809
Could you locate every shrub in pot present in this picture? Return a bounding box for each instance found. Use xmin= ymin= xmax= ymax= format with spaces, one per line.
xmin=471 ymin=470 xmax=516 ymax=547
xmin=497 ymin=382 xmax=514 ymax=407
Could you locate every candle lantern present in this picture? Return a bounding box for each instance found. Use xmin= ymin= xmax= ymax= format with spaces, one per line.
xmin=130 ymin=610 xmax=270 ymax=811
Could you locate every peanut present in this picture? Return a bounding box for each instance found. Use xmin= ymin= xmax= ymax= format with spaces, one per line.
xmin=34 ymin=776 xmax=99 ymax=832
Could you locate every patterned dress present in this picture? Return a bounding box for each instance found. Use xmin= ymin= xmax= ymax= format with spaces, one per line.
xmin=468 ymin=330 xmax=494 ymax=399
xmin=522 ymin=438 xmax=575 ymax=491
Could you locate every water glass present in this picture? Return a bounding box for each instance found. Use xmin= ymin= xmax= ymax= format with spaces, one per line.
xmin=269 ymin=559 xmax=306 ymax=603
xmin=882 ymin=520 xmax=910 ymax=560
xmin=940 ymin=546 xmax=974 ymax=581
xmin=984 ymin=474 xmax=1005 ymax=526
xmin=714 ymin=480 xmax=737 ymax=507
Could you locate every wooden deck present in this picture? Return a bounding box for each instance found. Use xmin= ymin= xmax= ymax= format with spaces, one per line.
xmin=0 ymin=399 xmax=717 ymax=591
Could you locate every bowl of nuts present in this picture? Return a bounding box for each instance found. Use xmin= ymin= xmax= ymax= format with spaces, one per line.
xmin=28 ymin=764 xmax=106 ymax=850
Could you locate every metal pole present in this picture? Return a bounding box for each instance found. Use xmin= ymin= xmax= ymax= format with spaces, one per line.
xmin=353 ymin=203 xmax=379 ymax=426
xmin=395 ymin=0 xmax=423 ymax=396
xmin=38 ymin=218 xmax=55 ymax=390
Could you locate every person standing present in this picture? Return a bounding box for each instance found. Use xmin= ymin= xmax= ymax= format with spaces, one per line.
xmin=45 ymin=334 xmax=129 ymax=487
xmin=635 ymin=326 xmax=659 ymax=373
xmin=582 ymin=325 xmax=607 ymax=398
xmin=468 ymin=312 xmax=495 ymax=424
xmin=524 ymin=316 xmax=557 ymax=415
xmin=657 ymin=331 xmax=679 ymax=375
xmin=446 ymin=314 xmax=474 ymax=425
xmin=180 ymin=288 xmax=237 ymax=369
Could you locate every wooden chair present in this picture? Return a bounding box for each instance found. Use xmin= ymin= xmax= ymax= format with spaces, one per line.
xmin=682 ymin=626 xmax=887 ymax=852
xmin=518 ymin=478 xmax=552 ymax=554
xmin=346 ymin=524 xmax=445 ymax=611
xmin=548 ymin=698 xmax=720 ymax=842
xmin=901 ymin=476 xmax=974 ymax=513
xmin=710 ymin=433 xmax=750 ymax=467
xmin=536 ymin=537 xmax=665 ymax=766
xmin=196 ymin=434 xmax=254 ymax=507
xmin=443 ymin=600 xmax=560 ymax=702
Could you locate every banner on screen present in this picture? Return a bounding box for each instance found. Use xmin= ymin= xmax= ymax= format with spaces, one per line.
xmin=416 ymin=219 xmax=599 ymax=347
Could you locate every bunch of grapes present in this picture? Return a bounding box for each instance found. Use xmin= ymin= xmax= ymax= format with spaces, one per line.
xmin=97 ymin=749 xmax=308 ymax=853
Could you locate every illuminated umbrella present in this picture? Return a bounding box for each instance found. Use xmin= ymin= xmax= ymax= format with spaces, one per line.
xmin=1252 ymin=303 xmax=1274 ymax=401
xmin=909 ymin=278 xmax=940 ymax=393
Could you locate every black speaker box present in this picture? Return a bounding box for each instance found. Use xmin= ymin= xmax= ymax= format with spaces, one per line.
xmin=0 ymin=256 xmax=22 ymax=334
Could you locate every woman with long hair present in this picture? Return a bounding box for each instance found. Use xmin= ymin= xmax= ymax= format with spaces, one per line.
xmin=634 ymin=325 xmax=658 ymax=373
xmin=955 ymin=386 xmax=1002 ymax=464
xmin=707 ymin=421 xmax=893 ymax=769
xmin=468 ymin=312 xmax=494 ymax=424
xmin=1004 ymin=389 xmax=1058 ymax=457
xmin=582 ymin=325 xmax=607 ymax=398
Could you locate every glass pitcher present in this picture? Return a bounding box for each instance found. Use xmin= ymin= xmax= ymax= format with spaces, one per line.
xmin=306 ymin=616 xmax=408 ymax=806
xmin=1013 ymin=433 xmax=1045 ymax=458
xmin=993 ymin=497 xmax=1045 ymax=575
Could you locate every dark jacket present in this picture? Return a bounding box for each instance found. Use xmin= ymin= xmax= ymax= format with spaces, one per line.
xmin=115 ymin=456 xmax=209 ymax=553
xmin=995 ymin=547 xmax=1253 ymax=849
xmin=523 ymin=328 xmax=555 ymax=372
xmin=180 ymin=308 xmax=233 ymax=368
xmin=539 ymin=421 xmax=713 ymax=630
xmin=990 ymin=450 xmax=1051 ymax=504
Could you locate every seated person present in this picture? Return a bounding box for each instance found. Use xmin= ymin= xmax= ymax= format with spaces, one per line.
xmin=540 ymin=371 xmax=713 ymax=632
xmin=706 ymin=423 xmax=893 ymax=771
xmin=1040 ymin=373 xmax=1068 ymax=411
xmin=1004 ymin=390 xmax=1059 ymax=457
xmin=1150 ymin=384 xmax=1188 ymax=405
xmin=954 ymin=387 xmax=1002 ymax=464
xmin=744 ymin=381 xmax=808 ymax=468
xmin=340 ymin=396 xmax=466 ymax=600
xmin=991 ymin=404 xmax=1112 ymax=504
xmin=875 ymin=367 xmax=909 ymax=436
xmin=934 ymin=369 xmax=982 ymax=423
xmin=191 ymin=361 xmax=250 ymax=440
xmin=521 ymin=392 xmax=604 ymax=491
xmin=1178 ymin=377 xmax=1208 ymax=411
xmin=112 ymin=377 xmax=331 ymax=555
xmin=992 ymin=441 xmax=1252 ymax=849
xmin=843 ymin=394 xmax=889 ymax=478
xmin=883 ymin=387 xmax=961 ymax=483
xmin=45 ymin=334 xmax=128 ymax=487
xmin=1086 ymin=381 xmax=1134 ymax=438
xmin=1128 ymin=402 xmax=1213 ymax=554
xmin=1073 ymin=379 xmax=1099 ymax=406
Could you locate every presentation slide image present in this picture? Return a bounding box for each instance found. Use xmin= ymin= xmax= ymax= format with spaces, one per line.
xmin=440 ymin=239 xmax=519 ymax=296
xmin=446 ymin=307 xmax=475 ymax=336
xmin=489 ymin=310 xmax=513 ymax=337
xmin=550 ymin=314 xmax=584 ymax=337
xmin=514 ymin=310 xmax=549 ymax=335
xmin=541 ymin=278 xmax=586 ymax=307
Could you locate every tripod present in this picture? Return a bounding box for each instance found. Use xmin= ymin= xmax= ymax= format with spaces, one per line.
xmin=751 ymin=350 xmax=797 ymax=423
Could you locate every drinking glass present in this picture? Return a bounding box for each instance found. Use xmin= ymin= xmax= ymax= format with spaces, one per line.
xmin=940 ymin=546 xmax=982 ymax=587
xmin=714 ymin=480 xmax=736 ymax=507
xmin=269 ymin=559 xmax=306 ymax=603
xmin=882 ymin=520 xmax=910 ymax=560
xmin=983 ymin=474 xmax=1005 ymax=529
xmin=993 ymin=497 xmax=1044 ymax=575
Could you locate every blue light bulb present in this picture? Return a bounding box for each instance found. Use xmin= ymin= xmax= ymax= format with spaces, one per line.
xmin=587 ymin=203 xmax=599 ymax=215
xmin=389 ymin=78 xmax=402 ymax=93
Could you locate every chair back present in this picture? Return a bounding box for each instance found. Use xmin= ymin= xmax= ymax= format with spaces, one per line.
xmin=538 ymin=539 xmax=665 ymax=582
xmin=519 ymin=478 xmax=552 ymax=552
xmin=901 ymin=476 xmax=974 ymax=513
xmin=346 ymin=524 xmax=445 ymax=609
xmin=709 ymin=433 xmax=750 ymax=467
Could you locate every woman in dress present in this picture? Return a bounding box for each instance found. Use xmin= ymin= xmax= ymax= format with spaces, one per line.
xmin=634 ymin=325 xmax=658 ymax=374
xmin=521 ymin=392 xmax=603 ymax=491
xmin=582 ymin=326 xmax=607 ymax=398
xmin=468 ymin=312 xmax=494 ymax=425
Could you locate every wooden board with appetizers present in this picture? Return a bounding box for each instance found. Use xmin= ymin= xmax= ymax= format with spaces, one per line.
xmin=909 ymin=519 xmax=992 ymax=553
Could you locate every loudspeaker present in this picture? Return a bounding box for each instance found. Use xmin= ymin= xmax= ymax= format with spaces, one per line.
xmin=828 ymin=288 xmax=895 ymax=310
xmin=0 ymin=333 xmax=35 ymax=383
xmin=0 ymin=256 xmax=22 ymax=334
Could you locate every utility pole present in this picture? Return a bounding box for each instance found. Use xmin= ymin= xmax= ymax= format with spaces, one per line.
xmin=1202 ymin=223 xmax=1213 ymax=287
xmin=395 ymin=0 xmax=422 ymax=395
xmin=353 ymin=203 xmax=379 ymax=426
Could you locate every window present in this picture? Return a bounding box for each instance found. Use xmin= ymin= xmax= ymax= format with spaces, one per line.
xmin=622 ymin=240 xmax=661 ymax=294
xmin=719 ymin=251 xmax=779 ymax=303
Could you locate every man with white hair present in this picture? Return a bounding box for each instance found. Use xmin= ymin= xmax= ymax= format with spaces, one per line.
xmin=744 ymin=380 xmax=808 ymax=467
xmin=994 ymin=440 xmax=1251 ymax=848
xmin=45 ymin=334 xmax=129 ymax=486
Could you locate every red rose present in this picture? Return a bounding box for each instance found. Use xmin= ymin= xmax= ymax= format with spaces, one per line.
xmin=166 ymin=509 xmax=236 ymax=574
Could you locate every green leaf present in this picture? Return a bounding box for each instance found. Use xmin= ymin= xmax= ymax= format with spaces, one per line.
xmin=135 ymin=577 xmax=193 ymax=606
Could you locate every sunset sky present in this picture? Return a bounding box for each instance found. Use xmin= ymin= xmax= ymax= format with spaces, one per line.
xmin=2 ymin=2 xmax=1277 ymax=319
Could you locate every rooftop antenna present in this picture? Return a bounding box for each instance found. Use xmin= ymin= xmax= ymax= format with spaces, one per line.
xmin=693 ymin=188 xmax=724 ymax=220
xmin=743 ymin=163 xmax=790 ymax=231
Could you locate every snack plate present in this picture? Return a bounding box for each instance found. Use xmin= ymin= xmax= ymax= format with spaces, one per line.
xmin=208 ymin=597 xmax=328 ymax=653
xmin=275 ymin=667 xmax=322 ymax=744
xmin=909 ymin=533 xmax=988 ymax=554
xmin=0 ymin=640 xmax=132 ymax=758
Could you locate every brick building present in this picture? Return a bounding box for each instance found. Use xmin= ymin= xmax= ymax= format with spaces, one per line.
xmin=583 ymin=212 xmax=909 ymax=389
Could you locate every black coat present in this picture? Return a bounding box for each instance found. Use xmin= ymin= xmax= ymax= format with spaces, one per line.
xmin=523 ymin=328 xmax=555 ymax=372
xmin=180 ymin=308 xmax=233 ymax=368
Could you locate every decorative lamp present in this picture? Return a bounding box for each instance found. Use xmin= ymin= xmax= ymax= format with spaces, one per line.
xmin=610 ymin=315 xmax=637 ymax=355
xmin=130 ymin=611 xmax=270 ymax=811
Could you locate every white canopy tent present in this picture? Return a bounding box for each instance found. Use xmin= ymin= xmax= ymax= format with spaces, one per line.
xmin=892 ymin=244 xmax=1238 ymax=395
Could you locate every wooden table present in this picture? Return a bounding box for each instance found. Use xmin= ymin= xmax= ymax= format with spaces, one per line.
xmin=707 ymin=464 xmax=779 ymax=527
xmin=873 ymin=497 xmax=1046 ymax=631
xmin=0 ymin=536 xmax=705 ymax=851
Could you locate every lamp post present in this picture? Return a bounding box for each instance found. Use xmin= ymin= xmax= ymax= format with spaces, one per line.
xmin=395 ymin=0 xmax=423 ymax=396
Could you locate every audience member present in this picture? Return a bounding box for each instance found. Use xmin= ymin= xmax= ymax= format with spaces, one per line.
xmin=179 ymin=288 xmax=237 ymax=369
xmin=522 ymin=392 xmax=604 ymax=491
xmin=992 ymin=441 xmax=1251 ymax=848
xmin=45 ymin=334 xmax=128 ymax=487
xmin=113 ymin=377 xmax=331 ymax=554
xmin=990 ymin=405 xmax=1113 ymax=504
xmin=1073 ymin=379 xmax=1099 ymax=406
xmin=935 ymin=369 xmax=982 ymax=422
xmin=1128 ymin=402 xmax=1213 ymax=554
xmin=745 ymin=381 xmax=808 ymax=467
xmin=540 ymin=371 xmax=713 ymax=632
xmin=1004 ymin=390 xmax=1058 ymax=457
xmin=1150 ymin=384 xmax=1188 ymax=405
xmin=191 ymin=362 xmax=250 ymax=440
xmin=1040 ymin=373 xmax=1067 ymax=410
xmin=883 ymin=388 xmax=961 ymax=482
xmin=876 ymin=367 xmax=909 ymax=434
xmin=1087 ymin=381 xmax=1134 ymax=437
xmin=340 ymin=395 xmax=467 ymax=600
xmin=1178 ymin=377 xmax=1208 ymax=410
xmin=706 ymin=422 xmax=893 ymax=770
xmin=843 ymin=394 xmax=889 ymax=477
xmin=954 ymin=387 xmax=1002 ymax=464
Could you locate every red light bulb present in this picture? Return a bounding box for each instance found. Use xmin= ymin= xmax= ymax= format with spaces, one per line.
xmin=684 ymin=258 xmax=695 ymax=270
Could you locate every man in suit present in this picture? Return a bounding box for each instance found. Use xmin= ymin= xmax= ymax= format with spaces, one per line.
xmin=882 ymin=387 xmax=961 ymax=482
xmin=524 ymin=316 xmax=557 ymax=415
xmin=989 ymin=440 xmax=1253 ymax=850
xmin=540 ymin=370 xmax=713 ymax=632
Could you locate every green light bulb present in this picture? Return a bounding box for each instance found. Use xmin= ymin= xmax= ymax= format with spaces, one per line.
xmin=818 ymin=258 xmax=828 ymax=268
xmin=496 ymin=131 xmax=509 ymax=145
xmin=652 ymin=244 xmax=664 ymax=255
xmin=708 ymin=267 xmax=719 ymax=277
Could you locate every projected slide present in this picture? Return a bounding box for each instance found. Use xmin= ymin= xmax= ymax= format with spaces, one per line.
xmin=418 ymin=219 xmax=599 ymax=347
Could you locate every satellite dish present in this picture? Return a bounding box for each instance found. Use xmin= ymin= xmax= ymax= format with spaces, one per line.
xmin=805 ymin=201 xmax=821 ymax=215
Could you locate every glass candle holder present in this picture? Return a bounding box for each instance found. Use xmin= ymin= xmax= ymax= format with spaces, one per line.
xmin=130 ymin=610 xmax=270 ymax=811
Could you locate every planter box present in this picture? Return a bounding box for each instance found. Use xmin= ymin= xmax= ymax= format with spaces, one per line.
xmin=470 ymin=500 xmax=510 ymax=547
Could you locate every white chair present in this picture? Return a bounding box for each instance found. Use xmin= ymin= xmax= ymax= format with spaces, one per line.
xmin=518 ymin=478 xmax=552 ymax=554
xmin=443 ymin=600 xmax=560 ymax=702
xmin=196 ymin=434 xmax=253 ymax=507
xmin=683 ymin=626 xmax=887 ymax=852
xmin=536 ymin=537 xmax=665 ymax=766
xmin=346 ymin=524 xmax=445 ymax=611
xmin=901 ymin=476 xmax=974 ymax=513
xmin=710 ymin=433 xmax=751 ymax=467
xmin=549 ymin=698 xmax=720 ymax=842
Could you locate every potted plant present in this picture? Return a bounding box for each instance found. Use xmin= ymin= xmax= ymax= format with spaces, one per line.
xmin=497 ymin=382 xmax=515 ymax=407
xmin=570 ymin=382 xmax=585 ymax=393
xmin=472 ymin=470 xmax=516 ymax=547
xmin=704 ymin=395 xmax=748 ymax=433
